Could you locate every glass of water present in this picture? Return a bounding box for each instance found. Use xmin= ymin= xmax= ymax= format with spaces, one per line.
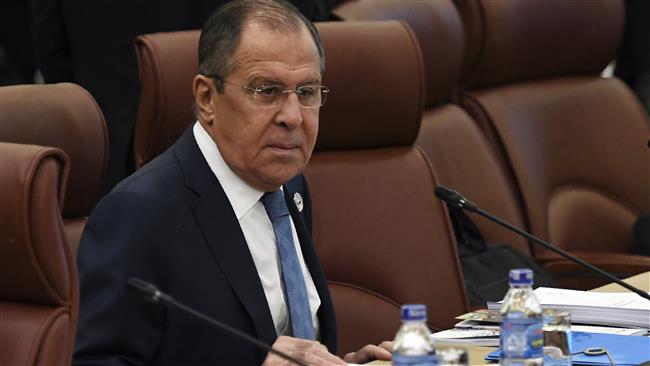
xmin=543 ymin=309 xmax=572 ymax=366
xmin=436 ymin=347 xmax=468 ymax=366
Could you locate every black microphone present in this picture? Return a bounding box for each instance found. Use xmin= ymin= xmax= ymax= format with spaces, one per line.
xmin=434 ymin=186 xmax=650 ymax=301
xmin=127 ymin=278 xmax=309 ymax=366
xmin=434 ymin=186 xmax=478 ymax=212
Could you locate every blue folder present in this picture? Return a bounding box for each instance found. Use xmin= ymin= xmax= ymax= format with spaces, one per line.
xmin=485 ymin=331 xmax=650 ymax=365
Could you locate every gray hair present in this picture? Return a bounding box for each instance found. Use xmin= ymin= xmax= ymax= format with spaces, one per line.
xmin=198 ymin=0 xmax=325 ymax=92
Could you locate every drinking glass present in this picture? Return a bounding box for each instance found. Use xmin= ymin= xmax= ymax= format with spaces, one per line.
xmin=543 ymin=309 xmax=572 ymax=366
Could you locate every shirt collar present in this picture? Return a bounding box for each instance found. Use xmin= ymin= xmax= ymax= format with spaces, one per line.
xmin=193 ymin=121 xmax=266 ymax=220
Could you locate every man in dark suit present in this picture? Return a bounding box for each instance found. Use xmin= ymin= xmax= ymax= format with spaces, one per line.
xmin=74 ymin=1 xmax=390 ymax=365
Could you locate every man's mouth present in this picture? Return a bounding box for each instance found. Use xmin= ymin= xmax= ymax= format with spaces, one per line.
xmin=268 ymin=143 xmax=300 ymax=151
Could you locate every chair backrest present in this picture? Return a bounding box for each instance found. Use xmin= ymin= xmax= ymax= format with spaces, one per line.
xmin=0 ymin=83 xmax=108 ymax=254
xmin=456 ymin=0 xmax=650 ymax=287
xmin=334 ymin=0 xmax=462 ymax=110
xmin=0 ymin=142 xmax=78 ymax=366
xmin=134 ymin=30 xmax=200 ymax=169
xmin=307 ymin=21 xmax=468 ymax=355
xmin=334 ymin=0 xmax=531 ymax=255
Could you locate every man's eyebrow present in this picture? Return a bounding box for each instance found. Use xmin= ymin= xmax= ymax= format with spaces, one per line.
xmin=299 ymin=78 xmax=322 ymax=85
xmin=247 ymin=75 xmax=283 ymax=85
xmin=246 ymin=75 xmax=322 ymax=86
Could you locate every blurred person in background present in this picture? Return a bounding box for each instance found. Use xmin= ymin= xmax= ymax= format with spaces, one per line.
xmin=615 ymin=0 xmax=650 ymax=115
xmin=0 ymin=0 xmax=36 ymax=85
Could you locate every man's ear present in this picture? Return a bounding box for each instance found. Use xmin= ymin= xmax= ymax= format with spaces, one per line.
xmin=193 ymin=75 xmax=217 ymax=125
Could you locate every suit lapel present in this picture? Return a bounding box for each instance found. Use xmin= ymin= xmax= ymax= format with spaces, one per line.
xmin=173 ymin=128 xmax=277 ymax=345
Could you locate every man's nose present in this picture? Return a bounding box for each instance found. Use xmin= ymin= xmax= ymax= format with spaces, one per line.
xmin=275 ymin=92 xmax=303 ymax=127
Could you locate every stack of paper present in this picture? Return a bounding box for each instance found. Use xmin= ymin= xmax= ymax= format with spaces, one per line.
xmin=486 ymin=287 xmax=650 ymax=329
xmin=431 ymin=328 xmax=500 ymax=346
xmin=485 ymin=331 xmax=650 ymax=366
xmin=431 ymin=321 xmax=647 ymax=347
xmin=454 ymin=319 xmax=647 ymax=336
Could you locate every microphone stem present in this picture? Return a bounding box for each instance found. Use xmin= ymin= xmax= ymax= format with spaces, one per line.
xmin=164 ymin=297 xmax=310 ymax=366
xmin=473 ymin=207 xmax=650 ymax=301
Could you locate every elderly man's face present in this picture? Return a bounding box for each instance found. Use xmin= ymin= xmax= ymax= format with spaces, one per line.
xmin=197 ymin=21 xmax=321 ymax=192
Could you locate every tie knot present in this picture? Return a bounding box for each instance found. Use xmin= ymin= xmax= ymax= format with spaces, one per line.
xmin=261 ymin=190 xmax=289 ymax=220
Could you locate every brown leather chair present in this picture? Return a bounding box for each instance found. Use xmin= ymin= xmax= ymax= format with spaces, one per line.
xmin=0 ymin=83 xmax=108 ymax=255
xmin=334 ymin=0 xmax=532 ymax=272
xmin=134 ymin=30 xmax=200 ymax=169
xmin=0 ymin=142 xmax=78 ymax=366
xmin=306 ymin=21 xmax=469 ymax=356
xmin=455 ymin=0 xmax=650 ymax=289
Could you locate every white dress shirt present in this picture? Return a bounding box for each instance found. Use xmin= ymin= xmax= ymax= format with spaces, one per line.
xmin=193 ymin=122 xmax=321 ymax=339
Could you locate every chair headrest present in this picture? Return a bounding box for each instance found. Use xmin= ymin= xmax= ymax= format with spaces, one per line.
xmin=0 ymin=83 xmax=107 ymax=218
xmin=333 ymin=0 xmax=464 ymax=107
xmin=134 ymin=30 xmax=200 ymax=168
xmin=134 ymin=22 xmax=424 ymax=156
xmin=316 ymin=21 xmax=424 ymax=150
xmin=457 ymin=0 xmax=624 ymax=89
xmin=0 ymin=143 xmax=74 ymax=305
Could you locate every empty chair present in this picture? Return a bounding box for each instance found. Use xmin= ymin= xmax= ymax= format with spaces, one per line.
xmin=335 ymin=0 xmax=535 ymax=305
xmin=455 ymin=0 xmax=650 ymax=288
xmin=306 ymin=20 xmax=469 ymax=356
xmin=0 ymin=83 xmax=108 ymax=255
xmin=134 ymin=30 xmax=200 ymax=168
xmin=0 ymin=142 xmax=78 ymax=365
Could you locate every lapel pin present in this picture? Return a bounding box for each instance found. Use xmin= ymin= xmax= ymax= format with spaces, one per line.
xmin=293 ymin=192 xmax=304 ymax=212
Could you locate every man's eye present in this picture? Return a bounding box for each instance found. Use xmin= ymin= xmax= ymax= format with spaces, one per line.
xmin=257 ymin=86 xmax=281 ymax=96
xmin=297 ymin=86 xmax=315 ymax=97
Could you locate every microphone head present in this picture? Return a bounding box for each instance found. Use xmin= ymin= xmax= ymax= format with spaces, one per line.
xmin=434 ymin=186 xmax=461 ymax=205
xmin=128 ymin=277 xmax=157 ymax=294
xmin=128 ymin=277 xmax=173 ymax=304
xmin=434 ymin=186 xmax=478 ymax=212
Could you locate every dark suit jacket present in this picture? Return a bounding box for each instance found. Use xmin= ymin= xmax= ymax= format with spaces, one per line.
xmin=74 ymin=127 xmax=336 ymax=366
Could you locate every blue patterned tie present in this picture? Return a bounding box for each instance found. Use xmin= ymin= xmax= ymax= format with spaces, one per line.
xmin=261 ymin=190 xmax=315 ymax=340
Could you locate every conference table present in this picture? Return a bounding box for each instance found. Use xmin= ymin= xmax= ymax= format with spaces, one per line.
xmin=368 ymin=271 xmax=650 ymax=365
